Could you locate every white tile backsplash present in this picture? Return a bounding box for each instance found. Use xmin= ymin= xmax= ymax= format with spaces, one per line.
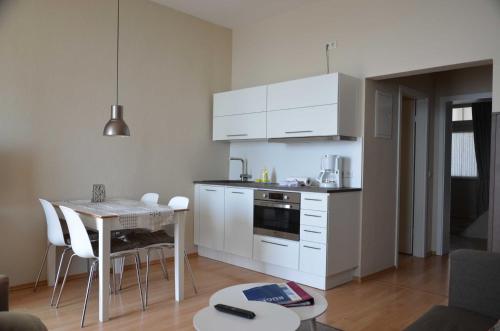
xmin=229 ymin=139 xmax=363 ymax=187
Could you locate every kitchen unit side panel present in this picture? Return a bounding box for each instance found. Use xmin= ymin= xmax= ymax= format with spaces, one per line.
xmin=327 ymin=192 xmax=361 ymax=275
xmin=338 ymin=74 xmax=362 ymax=137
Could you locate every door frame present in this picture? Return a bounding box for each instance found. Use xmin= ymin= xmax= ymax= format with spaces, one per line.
xmin=435 ymin=92 xmax=493 ymax=255
xmin=395 ymin=86 xmax=430 ymax=266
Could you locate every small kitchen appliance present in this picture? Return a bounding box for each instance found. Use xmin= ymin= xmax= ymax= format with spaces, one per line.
xmin=316 ymin=154 xmax=343 ymax=188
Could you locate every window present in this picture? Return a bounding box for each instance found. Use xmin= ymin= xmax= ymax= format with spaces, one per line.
xmin=451 ymin=106 xmax=477 ymax=177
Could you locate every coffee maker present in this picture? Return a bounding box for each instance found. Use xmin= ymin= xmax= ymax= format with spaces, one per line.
xmin=316 ymin=154 xmax=343 ymax=188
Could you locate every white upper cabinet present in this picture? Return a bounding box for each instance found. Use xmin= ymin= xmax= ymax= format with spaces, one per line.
xmin=267 ymin=74 xmax=339 ymax=111
xmin=267 ymin=104 xmax=338 ymax=138
xmin=212 ymin=72 xmax=361 ymax=141
xmin=213 ymin=112 xmax=266 ymax=141
xmin=213 ymin=86 xmax=267 ymax=117
xmin=267 ymin=73 xmax=361 ymax=138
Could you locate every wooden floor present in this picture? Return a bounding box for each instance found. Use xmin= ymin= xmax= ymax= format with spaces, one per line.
xmin=9 ymin=254 xmax=449 ymax=331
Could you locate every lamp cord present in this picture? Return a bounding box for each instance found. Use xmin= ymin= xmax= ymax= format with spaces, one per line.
xmin=116 ymin=0 xmax=120 ymax=104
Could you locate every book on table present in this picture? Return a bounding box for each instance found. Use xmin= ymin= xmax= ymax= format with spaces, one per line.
xmin=242 ymin=281 xmax=315 ymax=307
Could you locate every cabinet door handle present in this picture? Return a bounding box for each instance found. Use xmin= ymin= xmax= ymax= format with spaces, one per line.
xmin=304 ymin=214 xmax=321 ymax=218
xmin=261 ymin=240 xmax=288 ymax=247
xmin=226 ymin=133 xmax=248 ymax=137
xmin=231 ymin=191 xmax=244 ymax=194
xmin=304 ymin=229 xmax=322 ymax=234
xmin=303 ymin=245 xmax=321 ymax=250
xmin=284 ymin=130 xmax=313 ymax=134
xmin=205 ymin=189 xmax=217 ymax=192
xmin=304 ymin=198 xmax=322 ymax=202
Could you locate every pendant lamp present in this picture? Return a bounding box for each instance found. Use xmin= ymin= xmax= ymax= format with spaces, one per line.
xmin=103 ymin=0 xmax=130 ymax=137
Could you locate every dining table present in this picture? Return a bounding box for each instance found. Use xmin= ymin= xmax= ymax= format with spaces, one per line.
xmin=47 ymin=199 xmax=187 ymax=323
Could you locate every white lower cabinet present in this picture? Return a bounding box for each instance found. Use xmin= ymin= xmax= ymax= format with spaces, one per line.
xmin=197 ymin=185 xmax=225 ymax=251
xmin=224 ymin=187 xmax=254 ymax=258
xmin=195 ymin=184 xmax=361 ymax=290
xmin=299 ymin=241 xmax=327 ymax=276
xmin=300 ymin=225 xmax=327 ymax=244
xmin=253 ymin=235 xmax=299 ymax=270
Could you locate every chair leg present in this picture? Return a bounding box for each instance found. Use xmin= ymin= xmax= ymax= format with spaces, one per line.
xmin=134 ymin=253 xmax=145 ymax=311
xmin=118 ymin=256 xmax=125 ymax=290
xmin=81 ymin=260 xmax=97 ymax=328
xmin=145 ymin=249 xmax=150 ymax=307
xmin=34 ymin=244 xmax=51 ymax=292
xmin=184 ymin=250 xmax=198 ymax=294
xmin=55 ymin=254 xmax=76 ymax=308
xmin=50 ymin=247 xmax=69 ymax=306
xmin=111 ymin=259 xmax=117 ymax=295
xmin=158 ymin=248 xmax=169 ymax=280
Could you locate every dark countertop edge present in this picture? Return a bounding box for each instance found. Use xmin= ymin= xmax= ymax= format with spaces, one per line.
xmin=193 ymin=180 xmax=362 ymax=193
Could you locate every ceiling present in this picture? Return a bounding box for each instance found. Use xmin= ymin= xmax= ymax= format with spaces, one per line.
xmin=151 ymin=0 xmax=311 ymax=29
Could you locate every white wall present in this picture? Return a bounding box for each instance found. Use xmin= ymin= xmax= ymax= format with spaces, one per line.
xmin=229 ymin=140 xmax=363 ymax=187
xmin=0 ymin=0 xmax=232 ymax=286
xmin=232 ymin=0 xmax=500 ymax=113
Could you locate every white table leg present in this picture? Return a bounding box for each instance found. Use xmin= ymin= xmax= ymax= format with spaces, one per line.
xmin=97 ymin=217 xmax=111 ymax=322
xmin=46 ymin=243 xmax=56 ymax=287
xmin=174 ymin=212 xmax=185 ymax=301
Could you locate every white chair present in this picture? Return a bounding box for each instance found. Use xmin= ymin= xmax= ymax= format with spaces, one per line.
xmin=35 ymin=199 xmax=73 ymax=306
xmin=141 ymin=193 xmax=159 ymax=204
xmin=115 ymin=192 xmax=168 ymax=289
xmin=126 ymin=196 xmax=197 ymax=306
xmin=57 ymin=206 xmax=144 ymax=328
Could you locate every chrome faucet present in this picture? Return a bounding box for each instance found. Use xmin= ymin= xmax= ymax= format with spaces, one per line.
xmin=230 ymin=157 xmax=252 ymax=182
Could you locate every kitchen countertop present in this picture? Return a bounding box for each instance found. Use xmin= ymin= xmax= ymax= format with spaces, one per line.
xmin=193 ymin=180 xmax=362 ymax=193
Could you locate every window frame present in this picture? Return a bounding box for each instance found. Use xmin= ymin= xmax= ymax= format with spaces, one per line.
xmin=451 ymin=104 xmax=478 ymax=179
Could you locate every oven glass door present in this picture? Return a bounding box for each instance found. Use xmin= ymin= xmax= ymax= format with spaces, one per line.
xmin=254 ymin=201 xmax=300 ymax=241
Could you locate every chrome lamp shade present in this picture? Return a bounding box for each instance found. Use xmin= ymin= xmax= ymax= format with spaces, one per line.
xmin=103 ymin=104 xmax=130 ymax=136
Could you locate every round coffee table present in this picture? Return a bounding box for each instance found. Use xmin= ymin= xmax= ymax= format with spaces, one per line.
xmin=193 ymin=301 xmax=300 ymax=331
xmin=209 ymin=283 xmax=328 ymax=330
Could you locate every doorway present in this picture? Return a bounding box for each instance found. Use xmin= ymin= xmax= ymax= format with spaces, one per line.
xmin=398 ymin=97 xmax=416 ymax=255
xmin=448 ymin=101 xmax=492 ymax=251
xmin=396 ymin=87 xmax=430 ymax=261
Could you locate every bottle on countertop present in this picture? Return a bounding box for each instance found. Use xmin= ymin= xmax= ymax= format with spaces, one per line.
xmin=261 ymin=167 xmax=270 ymax=183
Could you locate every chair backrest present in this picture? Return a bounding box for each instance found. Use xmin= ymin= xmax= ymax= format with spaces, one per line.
xmin=168 ymin=196 xmax=189 ymax=210
xmin=59 ymin=206 xmax=96 ymax=259
xmin=141 ymin=193 xmax=159 ymax=204
xmin=39 ymin=199 xmax=67 ymax=247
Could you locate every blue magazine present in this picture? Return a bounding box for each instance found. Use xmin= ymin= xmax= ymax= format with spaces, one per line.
xmin=242 ymin=282 xmax=314 ymax=307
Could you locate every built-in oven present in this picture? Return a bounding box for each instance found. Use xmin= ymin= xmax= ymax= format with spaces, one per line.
xmin=253 ymin=190 xmax=301 ymax=241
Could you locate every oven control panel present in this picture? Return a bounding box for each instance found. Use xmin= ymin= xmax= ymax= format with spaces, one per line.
xmin=254 ymin=190 xmax=300 ymax=204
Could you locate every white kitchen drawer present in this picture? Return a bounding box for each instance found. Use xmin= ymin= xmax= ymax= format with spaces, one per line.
xmin=253 ymin=235 xmax=299 ymax=270
xmin=266 ymin=104 xmax=338 ymax=139
xmin=267 ymin=73 xmax=339 ymax=111
xmin=300 ymin=225 xmax=327 ymax=244
xmin=301 ymin=193 xmax=328 ymax=211
xmin=300 ymin=210 xmax=328 ymax=228
xmin=213 ymin=112 xmax=266 ymax=141
xmin=214 ymin=86 xmax=267 ymax=116
xmin=300 ymin=241 xmax=327 ymax=276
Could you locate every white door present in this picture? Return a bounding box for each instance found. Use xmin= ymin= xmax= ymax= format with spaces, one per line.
xmin=398 ymin=97 xmax=416 ymax=254
xmin=224 ymin=187 xmax=254 ymax=258
xmin=198 ymin=185 xmax=225 ymax=250
xmin=412 ymin=98 xmax=430 ymax=257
